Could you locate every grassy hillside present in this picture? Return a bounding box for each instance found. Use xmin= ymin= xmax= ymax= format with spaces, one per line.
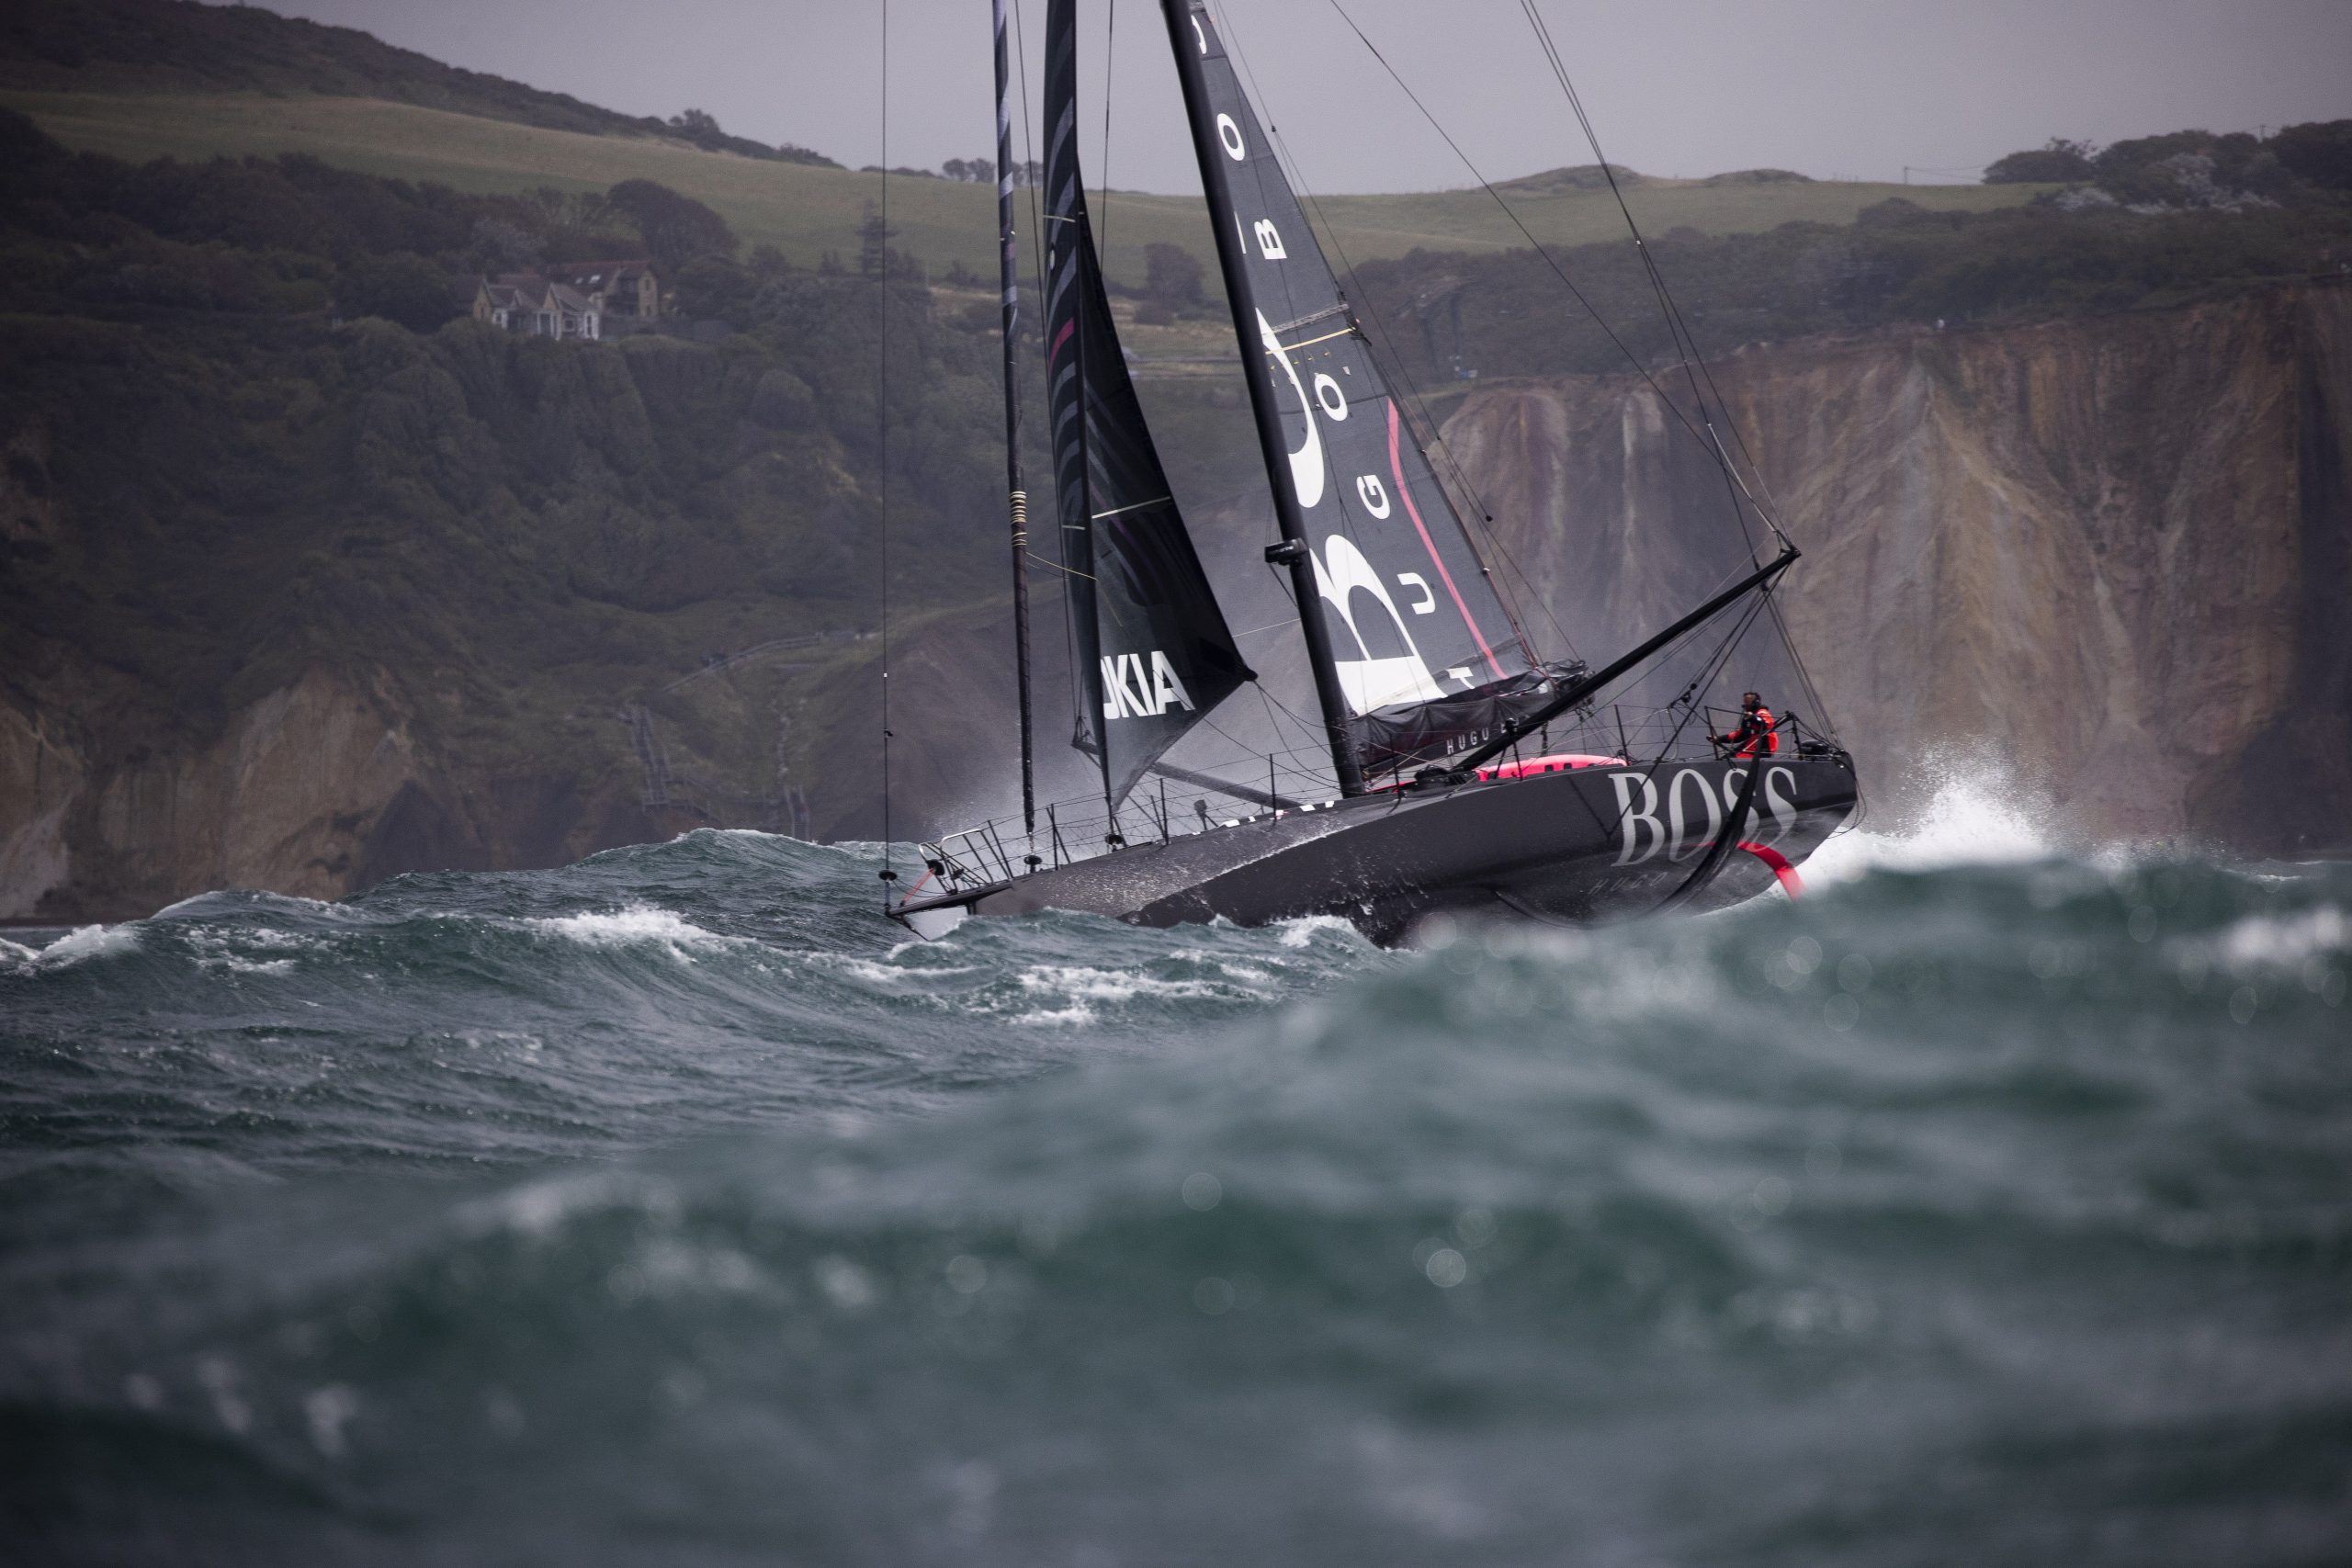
xmin=0 ymin=0 xmax=829 ymax=162
xmin=1 ymin=88 xmax=2046 ymax=290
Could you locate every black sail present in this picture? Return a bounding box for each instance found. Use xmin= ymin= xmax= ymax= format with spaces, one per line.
xmin=1046 ymin=0 xmax=1247 ymax=809
xmin=1167 ymin=1 xmax=1539 ymax=773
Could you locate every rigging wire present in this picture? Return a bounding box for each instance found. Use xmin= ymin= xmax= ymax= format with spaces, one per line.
xmin=1521 ymin=5 xmax=1790 ymax=526
xmin=1515 ymin=0 xmax=1840 ymax=736
xmin=1514 ymin=0 xmax=1763 ymax=566
xmin=1098 ymin=0 xmax=1116 ymax=257
xmin=876 ymin=0 xmax=895 ymax=906
xmin=1321 ymin=1 xmax=1732 ymax=472
xmin=1320 ymin=0 xmax=1838 ymax=742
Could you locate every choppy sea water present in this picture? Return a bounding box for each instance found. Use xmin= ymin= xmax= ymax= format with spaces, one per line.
xmin=3 ymin=787 xmax=2347 ymax=1566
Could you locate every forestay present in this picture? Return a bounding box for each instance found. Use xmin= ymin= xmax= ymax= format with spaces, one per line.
xmin=1046 ymin=0 xmax=1249 ymax=809
xmin=1172 ymin=0 xmax=1536 ymax=765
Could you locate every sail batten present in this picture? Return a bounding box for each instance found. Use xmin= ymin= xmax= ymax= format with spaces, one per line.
xmin=1161 ymin=0 xmax=1539 ymax=778
xmin=1045 ymin=0 xmax=1248 ymax=811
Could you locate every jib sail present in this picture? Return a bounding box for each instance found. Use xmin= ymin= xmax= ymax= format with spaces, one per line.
xmin=1162 ymin=0 xmax=1539 ymax=779
xmin=1046 ymin=0 xmax=1249 ymax=809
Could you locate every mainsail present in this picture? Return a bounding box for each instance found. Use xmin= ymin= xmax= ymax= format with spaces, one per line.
xmin=1045 ymin=0 xmax=1249 ymax=809
xmin=1163 ymin=0 xmax=1544 ymax=778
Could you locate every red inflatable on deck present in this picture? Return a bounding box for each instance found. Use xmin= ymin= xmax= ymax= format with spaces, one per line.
xmin=1475 ymin=753 xmax=1627 ymax=781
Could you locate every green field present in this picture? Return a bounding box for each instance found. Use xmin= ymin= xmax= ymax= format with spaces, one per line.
xmin=5 ymin=89 xmax=2045 ymax=288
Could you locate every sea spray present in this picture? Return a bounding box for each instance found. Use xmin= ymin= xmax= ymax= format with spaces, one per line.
xmin=2 ymin=823 xmax=2346 ymax=1564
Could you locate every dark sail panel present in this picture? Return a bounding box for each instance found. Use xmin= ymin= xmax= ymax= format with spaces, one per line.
xmin=1046 ymin=0 xmax=1248 ymax=808
xmin=1170 ymin=1 xmax=1534 ymax=734
xmin=1349 ymin=660 xmax=1588 ymax=776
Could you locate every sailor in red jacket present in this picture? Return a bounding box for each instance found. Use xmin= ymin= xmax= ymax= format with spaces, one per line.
xmin=1717 ymin=691 xmax=1779 ymax=759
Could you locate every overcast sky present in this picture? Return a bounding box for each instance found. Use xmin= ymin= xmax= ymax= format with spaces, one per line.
xmin=238 ymin=0 xmax=2352 ymax=193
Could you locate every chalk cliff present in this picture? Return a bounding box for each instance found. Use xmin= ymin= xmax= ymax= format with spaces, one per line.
xmin=0 ymin=660 xmax=657 ymax=919
xmin=6 ymin=284 xmax=2345 ymax=919
xmin=1442 ymin=281 xmax=2352 ymax=852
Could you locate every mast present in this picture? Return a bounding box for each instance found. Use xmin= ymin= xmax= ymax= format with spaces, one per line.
xmin=1159 ymin=0 xmax=1364 ymax=798
xmin=993 ymin=0 xmax=1036 ymax=837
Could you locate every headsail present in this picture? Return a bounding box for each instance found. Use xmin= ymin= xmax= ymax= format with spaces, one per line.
xmin=1164 ymin=0 xmax=1539 ymax=776
xmin=1045 ymin=0 xmax=1249 ymax=809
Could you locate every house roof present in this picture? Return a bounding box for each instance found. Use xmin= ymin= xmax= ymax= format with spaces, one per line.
xmin=465 ymin=271 xmax=604 ymax=316
xmin=547 ymin=259 xmax=656 ymax=291
xmin=489 ymin=272 xmax=548 ymax=308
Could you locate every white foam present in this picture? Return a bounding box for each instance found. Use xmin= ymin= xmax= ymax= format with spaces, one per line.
xmin=535 ymin=906 xmax=727 ymax=961
xmin=464 ymin=1168 xmax=679 ymax=1239
xmin=1274 ymin=914 xmax=1364 ymax=949
xmin=219 ymin=955 xmax=297 ymax=976
xmin=31 ymin=924 xmax=141 ymax=968
xmin=1012 ymin=1002 xmax=1098 ymax=1027
xmin=2180 ymin=906 xmax=2349 ymax=974
xmin=825 ymin=955 xmax=983 ymax=987
xmin=1017 ymin=965 xmax=1229 ymax=1002
xmin=239 ymin=928 xmax=315 ymax=951
xmin=184 ymin=925 xmax=320 ymax=976
xmin=1804 ymin=768 xmax=2056 ymax=883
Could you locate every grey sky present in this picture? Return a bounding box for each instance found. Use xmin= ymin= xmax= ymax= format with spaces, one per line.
xmin=241 ymin=0 xmax=2352 ymax=193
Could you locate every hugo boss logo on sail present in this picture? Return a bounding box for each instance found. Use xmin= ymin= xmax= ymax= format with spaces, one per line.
xmin=1251 ymin=285 xmax=1519 ymax=723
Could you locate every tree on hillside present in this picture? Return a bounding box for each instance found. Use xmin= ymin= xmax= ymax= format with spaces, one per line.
xmin=472 ymin=216 xmax=541 ymax=271
xmin=1984 ymin=139 xmax=2098 ymax=184
xmin=857 ymin=202 xmax=894 ymax=279
xmin=1143 ymin=242 xmax=1204 ymax=309
xmin=2272 ymin=119 xmax=2352 ymax=191
xmin=668 ymin=108 xmax=730 ymax=152
xmin=521 ymin=185 xmax=614 ymax=230
xmin=605 ymin=179 xmax=737 ymax=271
xmin=337 ymin=253 xmax=462 ymax=333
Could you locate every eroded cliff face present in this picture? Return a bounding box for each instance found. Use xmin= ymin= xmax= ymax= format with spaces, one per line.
xmin=0 ymin=658 xmax=660 ymax=920
xmin=1442 ymin=283 xmax=2352 ymax=852
xmin=7 ymin=286 xmax=2345 ymax=919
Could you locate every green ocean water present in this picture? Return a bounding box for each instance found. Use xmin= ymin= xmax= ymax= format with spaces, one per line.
xmin=2 ymin=796 xmax=2346 ymax=1565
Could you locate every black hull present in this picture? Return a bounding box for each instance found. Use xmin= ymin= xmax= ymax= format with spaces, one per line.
xmin=894 ymin=757 xmax=1859 ymax=946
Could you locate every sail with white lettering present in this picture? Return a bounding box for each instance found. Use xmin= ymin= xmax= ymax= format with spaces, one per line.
xmin=1167 ymin=0 xmax=1544 ymax=777
xmin=1045 ymin=0 xmax=1249 ymax=808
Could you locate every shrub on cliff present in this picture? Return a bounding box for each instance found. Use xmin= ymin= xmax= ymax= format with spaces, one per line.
xmin=337 ymin=252 xmax=464 ymax=332
xmin=1985 ymin=123 xmax=2352 ymax=209
xmin=1984 ymin=139 xmax=2098 ymax=184
xmin=1143 ymin=241 xmax=1206 ymax=318
xmin=605 ymin=179 xmax=737 ymax=273
xmin=2272 ymin=120 xmax=2352 ymax=192
xmin=1351 ymin=184 xmax=2352 ymax=382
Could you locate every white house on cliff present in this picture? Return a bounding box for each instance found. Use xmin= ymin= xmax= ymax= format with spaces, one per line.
xmin=464 ymin=261 xmax=662 ymax=343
